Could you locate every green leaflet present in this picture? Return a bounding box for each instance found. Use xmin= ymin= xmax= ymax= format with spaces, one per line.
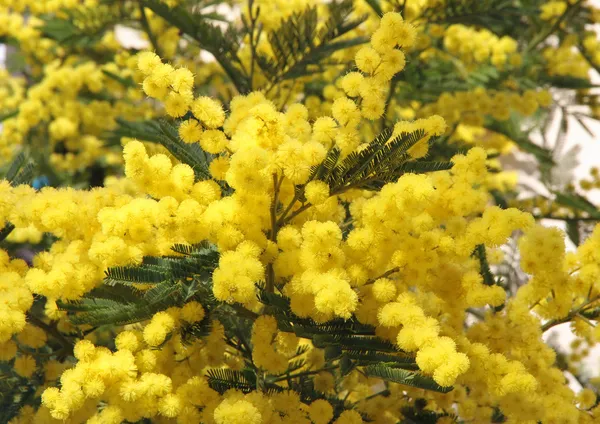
xmin=142 ymin=0 xmax=250 ymax=93
xmin=60 ymin=243 xmax=218 ymax=327
xmin=256 ymin=0 xmax=367 ymax=85
xmin=364 ymin=365 xmax=453 ymax=393
xmin=553 ymin=192 xmax=600 ymax=219
xmin=305 ymin=128 xmax=451 ymax=194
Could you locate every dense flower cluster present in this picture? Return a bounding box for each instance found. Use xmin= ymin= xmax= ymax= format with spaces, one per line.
xmin=1 ymin=1 xmax=600 ymax=423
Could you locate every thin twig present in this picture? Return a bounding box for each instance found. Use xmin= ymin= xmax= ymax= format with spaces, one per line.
xmin=27 ymin=313 xmax=74 ymax=357
xmin=526 ymin=0 xmax=584 ymax=52
xmin=364 ymin=267 xmax=401 ymax=285
xmin=271 ymin=366 xmax=337 ymax=382
xmin=266 ymin=174 xmax=281 ymax=292
xmin=542 ymin=295 xmax=600 ymax=332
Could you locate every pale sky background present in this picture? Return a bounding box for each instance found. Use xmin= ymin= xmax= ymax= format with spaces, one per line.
xmin=1 ymin=1 xmax=600 ymax=389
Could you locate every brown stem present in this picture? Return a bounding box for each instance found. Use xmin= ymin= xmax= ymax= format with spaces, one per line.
xmin=541 ymin=295 xmax=600 ymax=332
xmin=266 ymin=174 xmax=281 ymax=293
xmin=27 ymin=313 xmax=74 ymax=356
xmin=363 ymin=267 xmax=401 ymax=286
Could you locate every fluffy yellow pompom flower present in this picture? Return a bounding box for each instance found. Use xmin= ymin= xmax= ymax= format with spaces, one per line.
xmin=309 ymin=399 xmax=334 ymax=424
xmin=199 ymin=130 xmax=228 ymax=154
xmin=143 ymin=311 xmax=176 ymax=346
xmin=164 ymin=91 xmax=192 ymax=117
xmin=14 ymin=354 xmax=36 ymax=377
xmin=372 ymin=278 xmax=397 ymax=303
xmin=180 ymin=301 xmax=205 ymax=323
xmin=304 ymin=180 xmax=330 ymax=205
xmin=192 ymin=96 xmax=225 ymax=129
xmin=170 ymin=67 xmax=194 ymax=92
xmin=355 ymin=47 xmax=381 ymax=74
xmin=214 ymin=399 xmax=262 ymax=424
xmin=577 ymin=388 xmax=597 ymax=410
xmin=340 ymin=72 xmax=364 ymax=97
xmin=73 ymin=339 xmax=96 ymax=362
xmin=137 ymin=51 xmax=162 ymax=75
xmin=277 ymin=226 xmax=303 ymax=250
xmin=0 ymin=340 xmax=17 ymax=361
xmin=334 ymin=410 xmax=363 ymax=424
xmin=209 ymin=156 xmax=230 ymax=180
xmin=115 ymin=331 xmax=140 ymax=352
xmin=179 ymin=119 xmax=203 ymax=143
xmin=159 ymin=393 xmax=183 ymax=418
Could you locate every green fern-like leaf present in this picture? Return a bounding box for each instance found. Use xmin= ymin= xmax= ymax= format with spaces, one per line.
xmin=206 ymin=368 xmax=255 ymax=394
xmin=142 ymin=0 xmax=250 ymax=93
xmin=364 ymin=365 xmax=453 ymax=393
xmin=0 ymin=223 xmax=15 ymax=243
xmin=393 ymin=160 xmax=454 ymax=175
xmin=318 ymin=129 xmax=433 ymax=193
xmin=105 ymin=265 xmax=169 ymax=285
xmin=5 ymin=152 xmax=27 ymax=182
xmin=68 ymin=280 xmax=184 ymax=326
xmin=108 ymin=118 xmax=163 ymax=144
xmin=312 ymin=334 xmax=398 ymax=353
xmin=41 ymin=6 xmax=119 ymax=47
xmin=4 ymin=152 xmax=36 ymax=188
xmin=86 ymin=283 xmax=145 ymax=303
xmin=156 ymin=120 xmax=212 ymax=180
xmin=180 ymin=317 xmax=212 ymax=344
xmin=342 ymin=351 xmax=418 ymax=370
xmin=421 ymin=0 xmax=522 ymax=34
xmin=0 ymin=110 xmax=18 ymax=123
xmin=485 ymin=119 xmax=554 ymax=165
xmin=553 ymin=192 xmax=600 ymax=219
xmin=308 ymin=146 xmax=341 ymax=183
xmin=256 ymin=0 xmax=367 ymax=84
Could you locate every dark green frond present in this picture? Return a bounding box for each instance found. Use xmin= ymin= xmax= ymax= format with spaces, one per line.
xmin=4 ymin=152 xmax=36 ymax=188
xmin=156 ymin=120 xmax=212 ymax=180
xmin=86 ymin=283 xmax=145 ymax=303
xmin=142 ymin=0 xmax=250 ymax=93
xmin=394 ymin=160 xmax=454 ymax=175
xmin=68 ymin=280 xmax=184 ymax=326
xmin=180 ymin=317 xmax=212 ymax=344
xmin=315 ymin=129 xmax=433 ymax=193
xmin=171 ymin=241 xmax=218 ymax=257
xmin=308 ymin=146 xmax=341 ymax=183
xmin=105 ymin=265 xmax=169 ymax=285
xmin=0 ymin=377 xmax=37 ymax=424
xmin=107 ymin=118 xmax=163 ymax=144
xmin=41 ymin=6 xmax=119 ymax=48
xmin=364 ymin=365 xmax=453 ymax=393
xmin=206 ymin=368 xmax=255 ymax=394
xmin=0 ymin=223 xmax=15 ymax=243
xmin=485 ymin=119 xmax=554 ymax=165
xmin=0 ymin=110 xmax=18 ymax=123
xmin=342 ymin=351 xmax=418 ymax=370
xmin=5 ymin=152 xmax=27 ymax=182
xmin=284 ymin=358 xmax=307 ymax=374
xmin=553 ymin=192 xmax=600 ymax=219
xmin=256 ymin=0 xmax=367 ymax=84
xmin=312 ymin=334 xmax=398 ymax=353
xmin=9 ymin=163 xmax=34 ymax=187
xmin=420 ymin=0 xmax=522 ymax=34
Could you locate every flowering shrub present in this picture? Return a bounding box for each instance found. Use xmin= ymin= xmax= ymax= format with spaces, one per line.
xmin=1 ymin=0 xmax=600 ymax=423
